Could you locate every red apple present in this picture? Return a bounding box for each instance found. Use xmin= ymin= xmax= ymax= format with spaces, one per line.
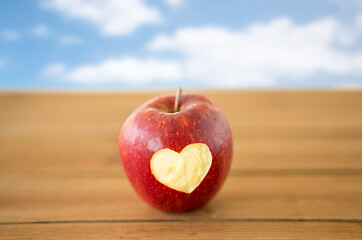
xmin=119 ymin=91 xmax=232 ymax=212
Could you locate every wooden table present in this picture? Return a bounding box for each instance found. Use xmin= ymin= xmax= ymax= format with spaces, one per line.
xmin=0 ymin=90 xmax=361 ymax=239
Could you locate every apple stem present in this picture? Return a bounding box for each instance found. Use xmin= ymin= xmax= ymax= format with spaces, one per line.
xmin=174 ymin=87 xmax=182 ymax=112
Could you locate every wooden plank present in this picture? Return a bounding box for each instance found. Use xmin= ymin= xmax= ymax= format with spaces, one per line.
xmin=1 ymin=91 xmax=362 ymax=126
xmin=233 ymin=138 xmax=362 ymax=170
xmin=1 ymin=91 xmax=362 ymax=136
xmin=1 ymin=91 xmax=362 ymax=173
xmin=0 ymin=91 xmax=361 ymax=239
xmin=1 ymin=138 xmax=362 ymax=173
xmin=0 ymin=221 xmax=361 ymax=240
xmin=0 ymin=174 xmax=361 ymax=223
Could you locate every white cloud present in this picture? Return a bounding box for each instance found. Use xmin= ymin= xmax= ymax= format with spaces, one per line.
xmin=58 ymin=35 xmax=82 ymax=45
xmin=43 ymin=17 xmax=362 ymax=87
xmin=164 ymin=0 xmax=184 ymax=8
xmin=146 ymin=17 xmax=362 ymax=86
xmin=41 ymin=0 xmax=161 ymax=36
xmin=42 ymin=58 xmax=182 ymax=83
xmin=31 ymin=24 xmax=50 ymax=37
xmin=2 ymin=29 xmax=19 ymax=41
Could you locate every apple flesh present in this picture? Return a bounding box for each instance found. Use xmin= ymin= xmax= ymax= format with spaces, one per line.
xmin=150 ymin=143 xmax=212 ymax=194
xmin=119 ymin=93 xmax=232 ymax=212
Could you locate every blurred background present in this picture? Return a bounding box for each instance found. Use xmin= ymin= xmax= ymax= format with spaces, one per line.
xmin=1 ymin=2 xmax=362 ymax=238
xmin=1 ymin=0 xmax=362 ymax=90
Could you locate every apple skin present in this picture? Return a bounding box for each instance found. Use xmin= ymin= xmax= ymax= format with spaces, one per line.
xmin=119 ymin=94 xmax=232 ymax=212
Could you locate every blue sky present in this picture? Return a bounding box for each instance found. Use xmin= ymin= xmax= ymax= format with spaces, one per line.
xmin=0 ymin=0 xmax=361 ymax=89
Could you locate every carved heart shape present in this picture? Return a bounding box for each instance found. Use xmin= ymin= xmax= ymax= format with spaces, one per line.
xmin=150 ymin=143 xmax=212 ymax=194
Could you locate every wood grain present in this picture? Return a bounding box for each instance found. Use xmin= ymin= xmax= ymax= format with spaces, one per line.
xmin=0 ymin=90 xmax=361 ymax=239
xmin=1 ymin=91 xmax=362 ymax=174
xmin=1 ymin=222 xmax=361 ymax=240
xmin=1 ymin=138 xmax=361 ymax=173
xmin=0 ymin=174 xmax=361 ymax=222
